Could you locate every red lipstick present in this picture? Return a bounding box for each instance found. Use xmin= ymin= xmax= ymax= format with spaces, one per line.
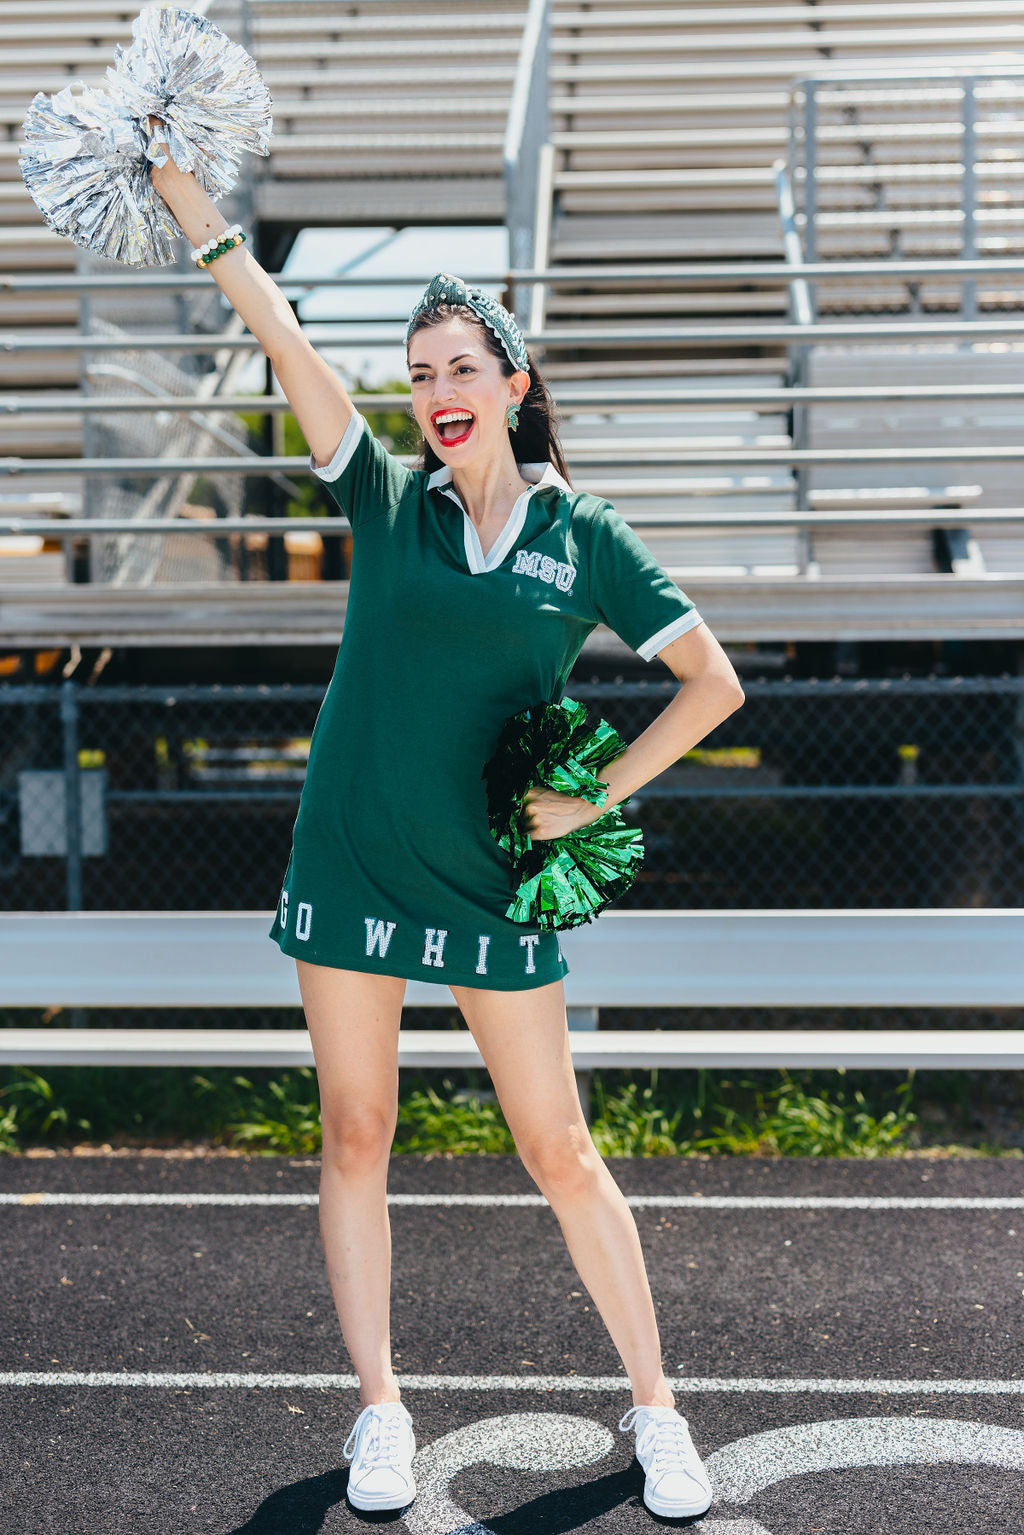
xmin=431 ymin=410 xmax=475 ymax=446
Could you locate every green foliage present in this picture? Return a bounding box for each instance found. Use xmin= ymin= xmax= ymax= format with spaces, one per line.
xmin=589 ymin=1073 xmax=685 ymax=1157
xmin=0 ymin=1102 xmax=17 ymax=1155
xmin=193 ymin=1068 xmax=323 ymax=1156
xmin=0 ymin=1058 xmax=929 ymax=1159
xmin=0 ymin=1061 xmax=319 ymax=1153
xmin=687 ymin=1071 xmax=918 ymax=1158
xmin=0 ymin=1067 xmax=91 ymax=1143
xmin=235 ymin=376 xmax=420 ymax=519
xmin=395 ymin=1079 xmax=516 ymax=1155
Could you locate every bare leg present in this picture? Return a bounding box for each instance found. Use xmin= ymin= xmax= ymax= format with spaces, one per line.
xmin=296 ymin=959 xmax=408 ymax=1409
xmin=449 ymin=979 xmax=675 ymax=1410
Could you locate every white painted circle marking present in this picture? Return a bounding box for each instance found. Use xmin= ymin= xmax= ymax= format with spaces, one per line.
xmin=403 ymin=1413 xmax=613 ymax=1535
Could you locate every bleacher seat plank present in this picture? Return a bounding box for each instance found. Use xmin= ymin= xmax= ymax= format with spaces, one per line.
xmin=1 ymin=910 xmax=1020 ymax=1009
xmin=3 ymin=1027 xmax=1024 ymax=1072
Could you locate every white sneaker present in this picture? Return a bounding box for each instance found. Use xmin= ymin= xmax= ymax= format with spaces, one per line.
xmin=342 ymin=1399 xmax=417 ymax=1511
xmin=618 ymin=1403 xmax=714 ymax=1518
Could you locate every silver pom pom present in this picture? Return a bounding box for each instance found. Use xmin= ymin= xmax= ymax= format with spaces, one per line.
xmin=17 ymin=5 xmax=273 ymax=267
xmin=19 ymin=81 xmax=184 ymax=267
xmin=108 ymin=5 xmax=272 ymax=195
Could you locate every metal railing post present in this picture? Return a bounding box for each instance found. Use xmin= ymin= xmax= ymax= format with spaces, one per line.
xmin=75 ymin=276 xmax=94 ymax=586
xmin=528 ymin=141 xmax=556 ymax=338
xmin=1013 ymin=679 xmax=1024 ymax=850
xmin=217 ymin=0 xmax=259 ymax=265
xmin=774 ymin=161 xmax=815 ymax=570
xmin=504 ymin=0 xmax=551 ymax=326
xmin=803 ymin=80 xmax=818 ymax=281
xmin=961 ymin=77 xmax=977 ymax=323
xmin=568 ymin=1005 xmax=599 ymax=1125
xmin=60 ymin=678 xmax=83 ymax=915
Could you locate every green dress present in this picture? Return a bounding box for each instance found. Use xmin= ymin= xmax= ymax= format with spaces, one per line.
xmin=268 ymin=411 xmax=704 ymax=990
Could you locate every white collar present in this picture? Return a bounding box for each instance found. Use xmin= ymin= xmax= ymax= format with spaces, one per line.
xmin=426 ymin=460 xmax=572 ymax=495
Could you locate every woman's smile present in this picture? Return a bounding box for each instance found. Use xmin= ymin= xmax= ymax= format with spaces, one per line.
xmin=431 ymin=408 xmax=476 ymax=445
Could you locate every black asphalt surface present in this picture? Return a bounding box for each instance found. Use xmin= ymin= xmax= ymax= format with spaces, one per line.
xmin=2 ymin=1152 xmax=1024 ymax=1534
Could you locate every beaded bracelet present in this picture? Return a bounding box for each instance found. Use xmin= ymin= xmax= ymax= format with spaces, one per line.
xmin=191 ymin=224 xmax=246 ymax=268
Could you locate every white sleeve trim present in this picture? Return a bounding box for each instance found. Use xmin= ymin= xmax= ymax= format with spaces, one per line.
xmin=309 ymin=411 xmax=366 ymax=481
xmin=636 ymin=608 xmax=705 ymax=662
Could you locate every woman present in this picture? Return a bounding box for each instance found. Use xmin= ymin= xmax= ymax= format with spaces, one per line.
xmin=150 ymin=144 xmax=745 ymax=1522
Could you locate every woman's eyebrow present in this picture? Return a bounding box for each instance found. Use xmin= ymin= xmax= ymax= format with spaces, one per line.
xmin=408 ymin=352 xmax=472 ymax=370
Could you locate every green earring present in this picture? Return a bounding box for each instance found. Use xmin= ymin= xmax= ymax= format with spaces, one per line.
xmin=505 ymin=400 xmax=521 ymax=431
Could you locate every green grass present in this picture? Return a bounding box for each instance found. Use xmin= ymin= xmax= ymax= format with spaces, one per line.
xmin=676 ymin=1074 xmax=917 ymax=1157
xmin=235 ymin=381 xmax=419 ymax=520
xmin=2 ymin=1059 xmax=1019 ymax=1159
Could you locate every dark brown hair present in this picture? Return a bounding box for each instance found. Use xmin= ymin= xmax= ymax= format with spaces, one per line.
xmin=406 ymin=302 xmax=572 ymax=487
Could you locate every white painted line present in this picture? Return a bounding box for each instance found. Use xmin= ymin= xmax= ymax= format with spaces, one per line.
xmin=705 ymin=1417 xmax=1024 ymax=1509
xmin=2 ymin=1185 xmax=1024 ymax=1209
xmin=1 ymin=1371 xmax=1023 ymax=1393
xmin=3 ymin=1191 xmax=1024 ymax=1209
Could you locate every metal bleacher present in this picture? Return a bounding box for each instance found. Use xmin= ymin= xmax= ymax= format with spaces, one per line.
xmin=1 ymin=0 xmax=1022 ymax=644
xmin=0 ymin=0 xmax=528 ymax=591
xmin=534 ymin=3 xmax=1024 ymax=622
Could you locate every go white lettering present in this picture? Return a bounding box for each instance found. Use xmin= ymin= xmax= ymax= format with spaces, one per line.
xmin=365 ymin=916 xmax=397 ymax=957
xmin=279 ymin=889 xmax=312 ymax=942
xmin=422 ymin=927 xmax=448 ymax=969
xmin=519 ymin=933 xmax=540 ymax=973
xmin=279 ymin=895 xmax=546 ymax=978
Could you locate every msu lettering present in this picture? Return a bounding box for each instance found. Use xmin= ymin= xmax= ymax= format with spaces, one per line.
xmin=511 ymin=548 xmax=576 ymax=593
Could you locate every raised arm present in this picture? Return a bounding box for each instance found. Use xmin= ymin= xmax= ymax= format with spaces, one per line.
xmin=149 ymin=139 xmax=354 ymax=469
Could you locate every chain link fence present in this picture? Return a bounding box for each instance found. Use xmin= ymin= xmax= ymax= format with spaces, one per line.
xmin=2 ymin=673 xmax=1022 ymax=914
xmin=2 ymin=671 xmax=1021 ymax=1133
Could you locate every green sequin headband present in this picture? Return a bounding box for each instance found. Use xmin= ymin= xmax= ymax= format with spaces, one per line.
xmin=405 ymin=272 xmax=530 ymax=375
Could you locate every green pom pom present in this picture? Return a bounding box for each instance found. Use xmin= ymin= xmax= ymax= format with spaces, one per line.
xmin=481 ymin=696 xmax=645 ymax=932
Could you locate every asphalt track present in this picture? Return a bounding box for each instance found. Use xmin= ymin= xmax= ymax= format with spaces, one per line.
xmin=3 ymin=1152 xmax=1024 ymax=1534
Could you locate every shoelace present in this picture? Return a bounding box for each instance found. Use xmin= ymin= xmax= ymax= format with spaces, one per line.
xmin=618 ymin=1405 xmax=700 ymax=1476
xmin=343 ymin=1403 xmax=409 ymax=1467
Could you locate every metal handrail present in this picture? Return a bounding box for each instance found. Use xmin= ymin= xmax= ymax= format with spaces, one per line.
xmin=789 ymin=65 xmax=1024 ymax=279
xmin=5 ymin=506 xmax=1023 ymax=538
xmin=794 ymin=63 xmax=1024 ymax=84
xmin=4 ymin=384 xmax=1024 ymax=412
xmin=775 ymin=63 xmax=1024 ymax=553
xmin=4 ymin=319 xmax=1024 ymax=352
xmin=5 ymin=258 xmax=1024 ymax=292
xmin=1 ymin=444 xmax=1021 ymax=476
xmin=774 ymin=164 xmax=813 ymax=329
xmin=503 ymin=0 xmax=550 ymax=323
